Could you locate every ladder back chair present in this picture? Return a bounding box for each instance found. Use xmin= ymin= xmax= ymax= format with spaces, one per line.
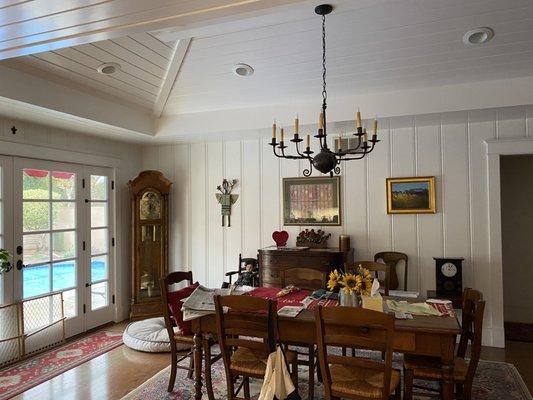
xmin=283 ymin=267 xmax=329 ymax=399
xmin=404 ymin=288 xmax=485 ymax=400
xmin=349 ymin=261 xmax=392 ymax=296
xmin=214 ymin=295 xmax=298 ymax=400
xmin=315 ymin=306 xmax=400 ymax=400
xmin=374 ymin=252 xmax=408 ymax=291
xmin=161 ymin=272 xmax=220 ymax=396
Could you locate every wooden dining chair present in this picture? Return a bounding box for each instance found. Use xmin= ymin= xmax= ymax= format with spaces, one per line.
xmin=374 ymin=252 xmax=408 ymax=291
xmin=403 ymin=288 xmax=485 ymax=400
xmin=315 ymin=306 xmax=400 ymax=400
xmin=349 ymin=261 xmax=392 ymax=296
xmin=161 ymin=272 xmax=220 ymax=396
xmin=214 ymin=295 xmax=298 ymax=400
xmin=283 ymin=267 xmax=328 ymax=399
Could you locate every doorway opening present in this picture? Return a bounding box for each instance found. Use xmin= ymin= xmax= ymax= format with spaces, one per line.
xmin=501 ymin=154 xmax=533 ymax=342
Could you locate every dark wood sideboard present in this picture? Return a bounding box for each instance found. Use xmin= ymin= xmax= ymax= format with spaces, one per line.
xmin=258 ymin=247 xmax=354 ymax=288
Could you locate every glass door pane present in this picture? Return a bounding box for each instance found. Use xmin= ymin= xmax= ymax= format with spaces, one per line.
xmin=89 ymin=175 xmax=109 ymax=310
xmin=13 ymin=159 xmax=83 ymax=336
xmin=85 ymin=168 xmax=114 ymax=330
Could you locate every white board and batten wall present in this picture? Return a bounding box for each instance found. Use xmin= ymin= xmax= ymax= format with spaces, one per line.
xmin=0 ymin=117 xmax=143 ymax=321
xmin=142 ymin=104 xmax=533 ymax=347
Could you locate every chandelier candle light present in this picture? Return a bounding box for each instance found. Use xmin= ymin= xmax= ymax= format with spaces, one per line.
xmin=269 ymin=4 xmax=380 ymax=176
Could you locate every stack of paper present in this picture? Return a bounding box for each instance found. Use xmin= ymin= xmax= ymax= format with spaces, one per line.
xmin=181 ymin=285 xmax=232 ymax=321
xmin=385 ymin=300 xmax=442 ymax=316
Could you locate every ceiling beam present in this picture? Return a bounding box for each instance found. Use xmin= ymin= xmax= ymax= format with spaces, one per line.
xmin=0 ymin=0 xmax=305 ymax=60
xmin=153 ymin=38 xmax=191 ymax=119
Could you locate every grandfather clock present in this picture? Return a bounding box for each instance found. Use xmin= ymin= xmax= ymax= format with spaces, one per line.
xmin=129 ymin=170 xmax=172 ymax=320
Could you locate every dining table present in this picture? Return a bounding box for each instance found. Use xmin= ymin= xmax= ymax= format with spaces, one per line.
xmin=189 ymin=294 xmax=461 ymax=400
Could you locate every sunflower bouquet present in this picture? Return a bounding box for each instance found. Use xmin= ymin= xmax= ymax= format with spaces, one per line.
xmin=327 ymin=266 xmax=373 ymax=296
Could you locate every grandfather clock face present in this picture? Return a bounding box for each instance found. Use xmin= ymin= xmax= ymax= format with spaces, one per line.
xmin=140 ymin=190 xmax=161 ymax=220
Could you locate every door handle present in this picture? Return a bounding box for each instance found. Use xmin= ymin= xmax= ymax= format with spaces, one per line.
xmin=16 ymin=260 xmax=25 ymax=270
xmin=85 ymin=283 xmax=92 ymax=287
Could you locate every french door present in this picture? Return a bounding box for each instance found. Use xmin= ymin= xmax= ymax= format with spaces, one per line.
xmin=3 ymin=158 xmax=115 ymax=337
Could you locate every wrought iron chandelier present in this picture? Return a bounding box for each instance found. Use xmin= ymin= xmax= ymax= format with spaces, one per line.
xmin=269 ymin=4 xmax=380 ymax=176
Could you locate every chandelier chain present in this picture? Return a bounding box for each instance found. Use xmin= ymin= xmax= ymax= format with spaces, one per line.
xmin=321 ymin=13 xmax=327 ymax=108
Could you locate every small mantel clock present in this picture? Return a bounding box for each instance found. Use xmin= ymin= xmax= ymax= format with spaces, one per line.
xmin=434 ymin=257 xmax=463 ymax=296
xmin=129 ymin=170 xmax=172 ymax=320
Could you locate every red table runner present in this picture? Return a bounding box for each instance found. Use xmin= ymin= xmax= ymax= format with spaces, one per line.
xmin=248 ymin=287 xmax=339 ymax=310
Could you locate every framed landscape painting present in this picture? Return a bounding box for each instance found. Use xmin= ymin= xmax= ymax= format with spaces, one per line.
xmin=386 ymin=176 xmax=436 ymax=214
xmin=283 ymin=176 xmax=341 ymax=226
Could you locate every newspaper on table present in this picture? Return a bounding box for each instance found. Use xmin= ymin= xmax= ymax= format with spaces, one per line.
xmin=181 ymin=285 xmax=253 ymax=321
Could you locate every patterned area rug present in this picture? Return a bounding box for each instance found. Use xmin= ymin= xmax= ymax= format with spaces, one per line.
xmin=122 ymin=352 xmax=533 ymax=400
xmin=0 ymin=330 xmax=123 ymax=400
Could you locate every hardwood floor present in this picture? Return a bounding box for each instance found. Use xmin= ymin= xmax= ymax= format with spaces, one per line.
xmin=11 ymin=323 xmax=533 ymax=400
xmin=14 ymin=323 xmax=170 ymax=400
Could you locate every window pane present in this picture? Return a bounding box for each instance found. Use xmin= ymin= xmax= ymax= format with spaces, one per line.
xmin=91 ymin=175 xmax=107 ymax=200
xmin=23 ymin=169 xmax=49 ymax=199
xmin=91 ymin=255 xmax=107 ymax=282
xmin=52 ymin=172 xmax=75 ymax=200
xmin=23 ymin=264 xmax=50 ymax=298
xmin=23 ymin=233 xmax=50 ymax=265
xmin=52 ymin=261 xmax=76 ymax=291
xmin=91 ymin=203 xmax=107 ymax=227
xmin=91 ymin=281 xmax=108 ymax=310
xmin=91 ymin=228 xmax=108 ymax=255
xmin=52 ymin=231 xmax=76 ymax=260
xmin=62 ymin=289 xmax=77 ymax=318
xmin=52 ymin=202 xmax=75 ymax=230
xmin=23 ymin=202 xmax=50 ymax=232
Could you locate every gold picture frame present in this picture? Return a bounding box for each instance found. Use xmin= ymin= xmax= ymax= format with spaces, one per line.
xmin=386 ymin=176 xmax=436 ymax=214
xmin=283 ymin=176 xmax=341 ymax=226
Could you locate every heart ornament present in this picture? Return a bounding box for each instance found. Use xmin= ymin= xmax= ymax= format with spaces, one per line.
xmin=272 ymin=230 xmax=289 ymax=247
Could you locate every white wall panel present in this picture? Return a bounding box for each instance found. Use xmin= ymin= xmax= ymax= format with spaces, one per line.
xmin=441 ymin=112 xmax=472 ymax=286
xmin=172 ymin=144 xmax=190 ymax=271
xmin=469 ymin=110 xmax=497 ymax=330
xmin=242 ymin=140 xmax=261 ymax=257
xmin=497 ymin=107 xmax=527 ymax=139
xmin=390 ymin=118 xmax=418 ymax=290
xmin=261 ymin=137 xmax=281 ymax=248
xmin=207 ymin=142 xmax=224 ymax=287
xmin=224 ymin=141 xmax=242 ymax=272
xmin=415 ymin=115 xmax=444 ymax=293
xmin=189 ymin=143 xmax=207 ymax=285
xmin=366 ymin=120 xmax=391 ymax=261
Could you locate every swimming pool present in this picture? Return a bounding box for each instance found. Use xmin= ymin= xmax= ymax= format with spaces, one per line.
xmin=23 ymin=260 xmax=106 ymax=298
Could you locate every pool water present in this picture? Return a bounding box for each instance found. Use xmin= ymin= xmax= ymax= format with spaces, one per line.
xmin=23 ymin=260 xmax=106 ymax=298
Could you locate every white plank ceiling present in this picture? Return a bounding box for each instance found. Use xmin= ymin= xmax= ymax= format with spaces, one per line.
xmin=17 ymin=33 xmax=176 ymax=108
xmin=2 ymin=0 xmax=533 ymax=116
xmin=162 ymin=0 xmax=533 ymax=115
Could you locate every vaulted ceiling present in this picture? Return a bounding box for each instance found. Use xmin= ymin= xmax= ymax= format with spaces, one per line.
xmin=1 ymin=0 xmax=533 ymax=141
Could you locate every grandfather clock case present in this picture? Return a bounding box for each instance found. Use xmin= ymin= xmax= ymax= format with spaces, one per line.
xmin=129 ymin=170 xmax=172 ymax=320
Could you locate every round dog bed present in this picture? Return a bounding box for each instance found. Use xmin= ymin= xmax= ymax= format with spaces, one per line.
xmin=122 ymin=317 xmax=190 ymax=353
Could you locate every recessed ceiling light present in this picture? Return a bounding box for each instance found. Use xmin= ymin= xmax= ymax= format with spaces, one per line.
xmin=463 ymin=27 xmax=494 ymax=45
xmin=232 ymin=63 xmax=254 ymax=77
xmin=97 ymin=62 xmax=121 ymax=75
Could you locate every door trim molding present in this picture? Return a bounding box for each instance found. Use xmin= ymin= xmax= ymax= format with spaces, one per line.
xmin=485 ymin=137 xmax=533 ymax=348
xmin=0 ymin=140 xmax=122 ymax=168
